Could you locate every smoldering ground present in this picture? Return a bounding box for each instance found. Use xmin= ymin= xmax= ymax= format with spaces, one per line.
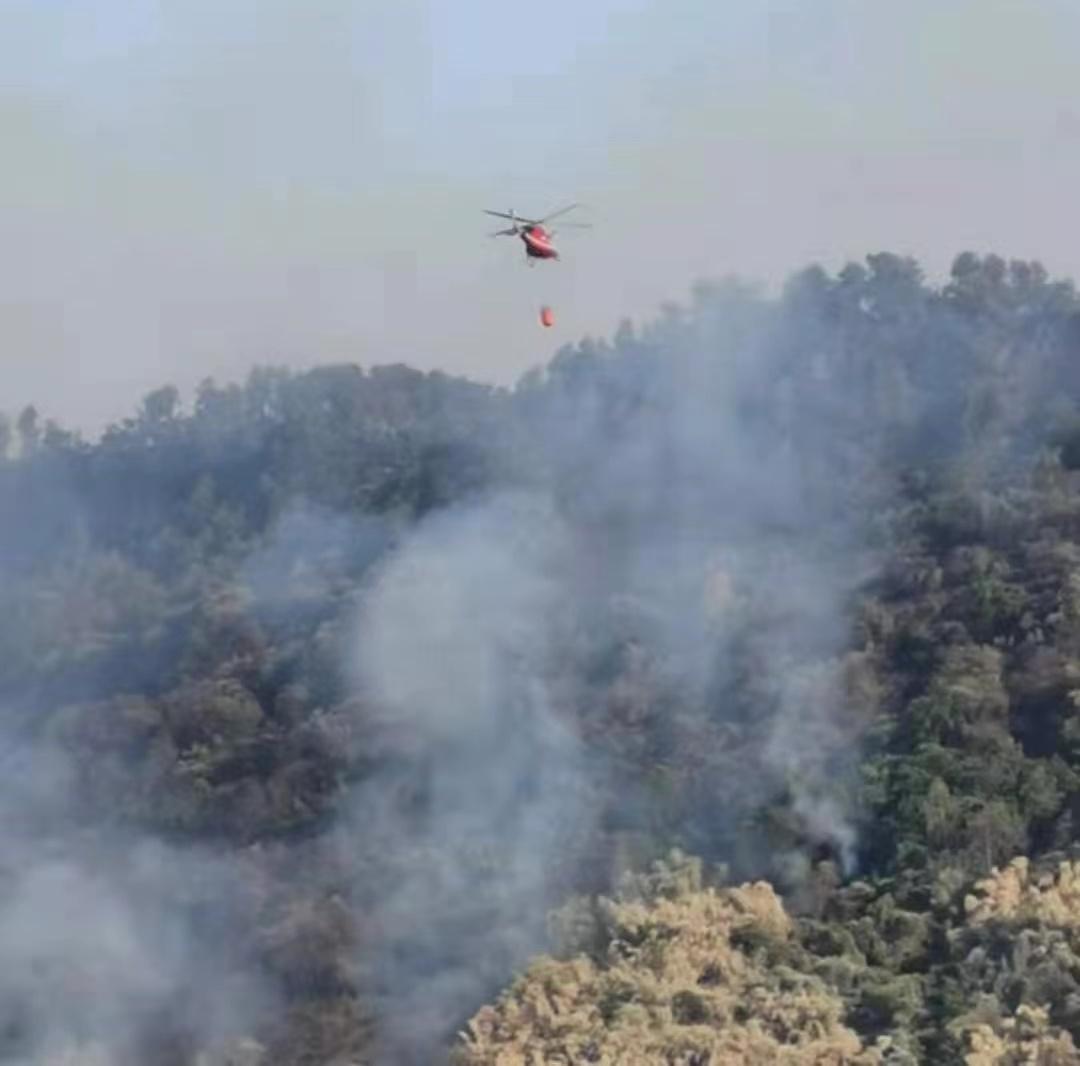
xmin=0 ymin=507 xmax=360 ymax=1066
xmin=0 ymin=762 xmax=274 ymax=1065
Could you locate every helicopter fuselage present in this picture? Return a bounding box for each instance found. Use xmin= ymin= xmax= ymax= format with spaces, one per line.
xmin=521 ymin=225 xmax=558 ymax=260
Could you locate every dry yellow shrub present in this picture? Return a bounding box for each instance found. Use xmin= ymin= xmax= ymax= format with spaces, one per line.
xmin=959 ymin=1004 xmax=1078 ymax=1065
xmin=455 ymin=882 xmax=881 ymax=1065
xmin=964 ymin=857 xmax=1080 ymax=929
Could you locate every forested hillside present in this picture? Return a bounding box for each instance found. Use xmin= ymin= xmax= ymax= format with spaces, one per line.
xmin=5 ymin=252 xmax=1080 ymax=1063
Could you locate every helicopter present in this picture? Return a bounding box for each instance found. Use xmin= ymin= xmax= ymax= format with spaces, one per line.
xmin=483 ymin=204 xmax=590 ymax=265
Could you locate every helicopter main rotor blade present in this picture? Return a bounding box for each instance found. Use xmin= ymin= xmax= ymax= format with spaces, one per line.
xmin=484 ymin=209 xmax=541 ymax=224
xmin=537 ymin=203 xmax=582 ymax=224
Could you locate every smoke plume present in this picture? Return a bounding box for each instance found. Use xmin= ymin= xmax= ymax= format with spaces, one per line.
xmin=342 ymin=281 xmax=879 ymax=1058
xmin=345 ymin=492 xmax=594 ymax=1062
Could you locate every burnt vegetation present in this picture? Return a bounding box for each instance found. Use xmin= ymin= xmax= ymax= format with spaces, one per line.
xmin=6 ymin=252 xmax=1080 ymax=1062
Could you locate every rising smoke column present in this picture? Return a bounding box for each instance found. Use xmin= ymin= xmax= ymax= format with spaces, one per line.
xmin=344 ymin=282 xmax=880 ymax=1059
xmin=345 ymin=491 xmax=595 ymax=1064
xmin=525 ymin=283 xmax=874 ymax=874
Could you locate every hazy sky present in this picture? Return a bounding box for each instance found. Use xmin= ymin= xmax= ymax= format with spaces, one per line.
xmin=4 ymin=0 xmax=1080 ymax=431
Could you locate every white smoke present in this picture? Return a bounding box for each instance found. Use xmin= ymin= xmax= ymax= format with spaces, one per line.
xmin=346 ymin=491 xmax=595 ymax=1063
xmin=340 ymin=286 xmax=880 ymax=1058
xmin=0 ymin=830 xmax=271 ymax=1065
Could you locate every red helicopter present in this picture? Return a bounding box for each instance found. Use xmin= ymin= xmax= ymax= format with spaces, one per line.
xmin=484 ymin=204 xmax=590 ymax=266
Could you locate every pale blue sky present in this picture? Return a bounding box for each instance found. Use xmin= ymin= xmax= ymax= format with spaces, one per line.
xmin=4 ymin=1 xmax=1080 ymax=429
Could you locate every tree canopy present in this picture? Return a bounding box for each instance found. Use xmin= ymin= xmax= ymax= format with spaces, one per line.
xmin=4 ymin=252 xmax=1080 ymax=1062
